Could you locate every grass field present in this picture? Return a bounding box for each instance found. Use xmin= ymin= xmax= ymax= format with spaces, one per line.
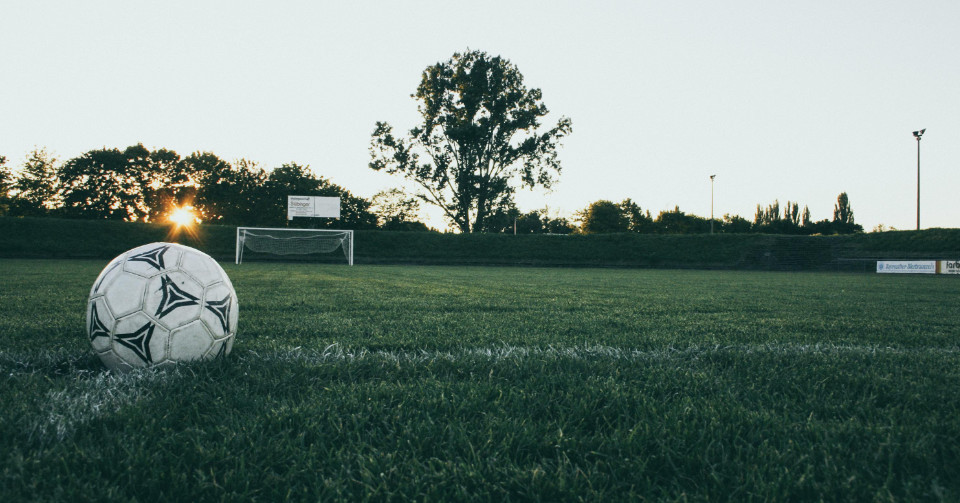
xmin=2 ymin=259 xmax=959 ymax=501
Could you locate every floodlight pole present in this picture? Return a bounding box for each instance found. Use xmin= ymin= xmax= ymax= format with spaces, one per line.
xmin=710 ymin=175 xmax=716 ymax=234
xmin=913 ymin=129 xmax=925 ymax=230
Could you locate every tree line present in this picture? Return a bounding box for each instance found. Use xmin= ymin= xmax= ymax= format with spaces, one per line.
xmin=0 ymin=146 xmax=427 ymax=231
xmin=0 ymin=147 xmax=861 ymax=235
xmin=572 ymin=194 xmax=861 ymax=235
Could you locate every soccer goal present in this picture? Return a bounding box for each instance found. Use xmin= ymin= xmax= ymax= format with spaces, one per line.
xmin=235 ymin=227 xmax=354 ymax=265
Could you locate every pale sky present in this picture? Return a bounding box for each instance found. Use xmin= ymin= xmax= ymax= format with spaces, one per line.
xmin=2 ymin=0 xmax=957 ymax=231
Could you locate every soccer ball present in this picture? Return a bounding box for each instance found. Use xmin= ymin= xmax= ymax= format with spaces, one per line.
xmin=86 ymin=242 xmax=238 ymax=372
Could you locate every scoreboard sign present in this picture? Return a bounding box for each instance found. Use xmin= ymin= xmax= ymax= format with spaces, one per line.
xmin=287 ymin=196 xmax=341 ymax=220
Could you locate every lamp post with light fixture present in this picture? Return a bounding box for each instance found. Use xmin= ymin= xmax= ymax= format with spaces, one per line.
xmin=913 ymin=129 xmax=925 ymax=230
xmin=710 ymin=175 xmax=716 ymax=234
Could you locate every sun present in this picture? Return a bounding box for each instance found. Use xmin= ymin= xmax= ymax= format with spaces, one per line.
xmin=168 ymin=206 xmax=198 ymax=227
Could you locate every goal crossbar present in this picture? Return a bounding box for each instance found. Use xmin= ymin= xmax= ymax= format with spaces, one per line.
xmin=236 ymin=227 xmax=354 ymax=265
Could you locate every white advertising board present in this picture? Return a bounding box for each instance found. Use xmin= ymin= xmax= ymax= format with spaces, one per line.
xmin=876 ymin=261 xmax=937 ymax=274
xmin=940 ymin=260 xmax=960 ymax=275
xmin=287 ymin=196 xmax=340 ymax=220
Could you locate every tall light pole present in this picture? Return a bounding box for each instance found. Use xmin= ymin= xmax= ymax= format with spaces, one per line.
xmin=913 ymin=129 xmax=925 ymax=230
xmin=709 ymin=174 xmax=716 ymax=234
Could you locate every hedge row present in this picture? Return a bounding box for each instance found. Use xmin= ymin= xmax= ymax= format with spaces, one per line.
xmin=1 ymin=216 xmax=957 ymax=270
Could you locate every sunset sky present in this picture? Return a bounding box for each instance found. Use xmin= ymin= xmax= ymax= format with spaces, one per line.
xmin=2 ymin=0 xmax=957 ymax=231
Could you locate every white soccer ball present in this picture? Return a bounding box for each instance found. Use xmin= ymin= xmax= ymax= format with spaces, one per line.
xmin=86 ymin=242 xmax=239 ymax=372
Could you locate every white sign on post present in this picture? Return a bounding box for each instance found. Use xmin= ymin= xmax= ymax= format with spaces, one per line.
xmin=287 ymin=196 xmax=341 ymax=220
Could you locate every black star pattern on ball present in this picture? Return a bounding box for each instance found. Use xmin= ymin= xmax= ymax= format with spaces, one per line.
xmin=114 ymin=322 xmax=155 ymax=364
xmin=128 ymin=245 xmax=170 ymax=271
xmin=204 ymin=295 xmax=232 ymax=333
xmin=88 ymin=303 xmax=110 ymax=341
xmin=155 ymin=275 xmax=200 ymax=318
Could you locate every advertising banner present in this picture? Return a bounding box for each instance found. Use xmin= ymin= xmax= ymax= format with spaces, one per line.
xmin=940 ymin=260 xmax=960 ymax=275
xmin=287 ymin=196 xmax=340 ymax=220
xmin=876 ymin=261 xmax=937 ymax=274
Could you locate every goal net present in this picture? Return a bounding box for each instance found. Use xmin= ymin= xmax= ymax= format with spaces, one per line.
xmin=235 ymin=227 xmax=354 ymax=265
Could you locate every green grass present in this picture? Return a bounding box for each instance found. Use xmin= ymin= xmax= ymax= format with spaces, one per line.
xmin=2 ymin=259 xmax=960 ymax=501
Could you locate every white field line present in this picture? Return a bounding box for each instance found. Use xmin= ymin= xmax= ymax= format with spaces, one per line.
xmin=0 ymin=351 xmax=172 ymax=444
xmin=244 ymin=343 xmax=960 ymax=366
xmin=30 ymin=370 xmax=163 ymax=443
xmin=5 ymin=343 xmax=955 ymax=378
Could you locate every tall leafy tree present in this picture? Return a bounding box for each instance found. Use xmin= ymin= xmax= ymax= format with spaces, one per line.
xmin=619 ymin=199 xmax=654 ymax=233
xmin=801 ymin=205 xmax=812 ymax=228
xmin=180 ymin=152 xmax=267 ymax=225
xmin=544 ymin=214 xmax=576 ymax=235
xmin=57 ymin=147 xmax=145 ymax=220
xmin=0 ymin=155 xmax=8 ymax=188
xmin=12 ymin=147 xmax=60 ymax=216
xmin=655 ymin=206 xmax=709 ymax=234
xmin=57 ymin=145 xmax=178 ymax=221
xmin=833 ymin=192 xmax=854 ymax=225
xmin=831 ymin=192 xmax=861 ymax=234
xmin=754 ymin=200 xmax=781 ymax=227
xmin=370 ymin=188 xmax=428 ymax=230
xmin=140 ymin=147 xmax=186 ymax=222
xmin=514 ymin=210 xmax=544 ymax=234
xmin=721 ymin=214 xmax=753 ymax=233
xmin=119 ymin=143 xmax=174 ymax=220
xmin=476 ymin=204 xmax=521 ymax=233
xmin=509 ymin=209 xmax=575 ymax=234
xmin=579 ymin=200 xmax=628 ymax=234
xmin=785 ymin=201 xmax=800 ymax=226
xmin=370 ymin=50 xmax=572 ymax=233
xmin=0 ymin=155 xmax=10 ymax=215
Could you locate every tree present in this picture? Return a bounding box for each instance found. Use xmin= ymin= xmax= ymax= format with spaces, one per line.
xmin=833 ymin=192 xmax=854 ymax=225
xmin=477 ymin=204 xmax=520 ymax=233
xmin=179 ymin=152 xmax=260 ymax=224
xmin=619 ymin=199 xmax=654 ymax=233
xmin=785 ymin=201 xmax=800 ymax=226
xmin=141 ymin=147 xmax=187 ymax=223
xmin=0 ymin=155 xmax=10 ymax=215
xmin=721 ymin=214 xmax=753 ymax=233
xmin=753 ymin=199 xmax=806 ymax=234
xmin=515 ymin=210 xmax=544 ymax=234
xmin=57 ymin=144 xmax=197 ymax=221
xmin=370 ymin=50 xmax=572 ymax=233
xmin=831 ymin=192 xmax=862 ymax=234
xmin=370 ymin=188 xmax=428 ymax=230
xmin=57 ymin=147 xmax=142 ymax=220
xmin=12 ymin=147 xmax=60 ymax=216
xmin=263 ymin=163 xmax=378 ymax=229
xmin=655 ymin=206 xmax=709 ymax=234
xmin=754 ymin=200 xmax=781 ymax=227
xmin=579 ymin=200 xmax=628 ymax=234
xmin=544 ymin=215 xmax=576 ymax=235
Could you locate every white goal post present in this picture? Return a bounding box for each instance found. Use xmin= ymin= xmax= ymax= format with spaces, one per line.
xmin=235 ymin=227 xmax=354 ymax=265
